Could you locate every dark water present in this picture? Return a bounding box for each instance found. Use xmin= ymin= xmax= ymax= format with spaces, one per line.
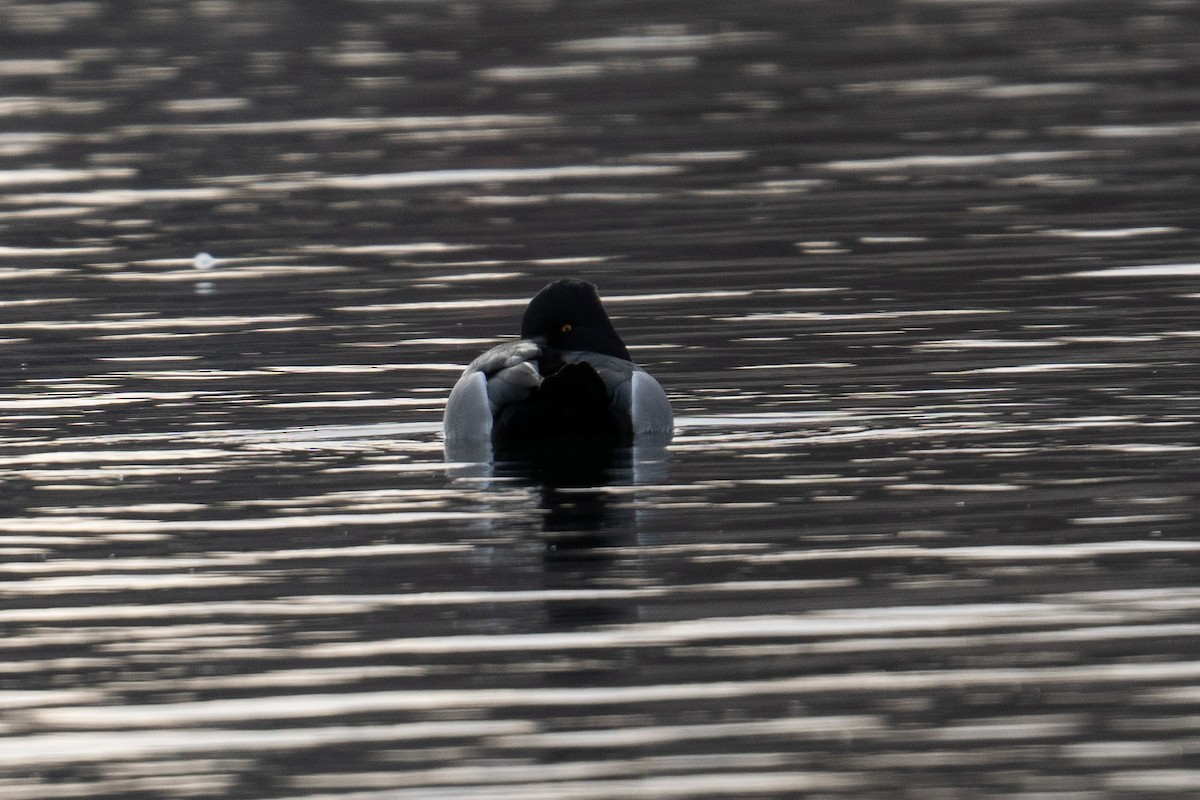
xmin=3 ymin=1 xmax=1200 ymax=797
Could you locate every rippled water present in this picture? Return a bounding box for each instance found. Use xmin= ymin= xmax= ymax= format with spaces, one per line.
xmin=3 ymin=2 xmax=1200 ymax=798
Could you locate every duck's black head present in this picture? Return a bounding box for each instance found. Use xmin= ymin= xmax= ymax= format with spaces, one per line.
xmin=521 ymin=279 xmax=631 ymax=361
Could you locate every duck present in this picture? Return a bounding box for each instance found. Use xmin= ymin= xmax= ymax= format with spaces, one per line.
xmin=443 ymin=279 xmax=673 ymax=449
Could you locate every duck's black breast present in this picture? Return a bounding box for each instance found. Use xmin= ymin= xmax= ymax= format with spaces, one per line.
xmin=493 ymin=351 xmax=626 ymax=442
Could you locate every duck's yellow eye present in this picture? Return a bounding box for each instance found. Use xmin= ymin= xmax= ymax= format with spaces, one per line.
xmin=560 ymin=323 xmax=572 ymax=334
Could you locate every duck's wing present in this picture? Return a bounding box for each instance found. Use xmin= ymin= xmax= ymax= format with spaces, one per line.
xmin=563 ymin=352 xmax=673 ymax=439
xmin=466 ymin=339 xmax=541 ymax=376
xmin=444 ymin=340 xmax=542 ymax=442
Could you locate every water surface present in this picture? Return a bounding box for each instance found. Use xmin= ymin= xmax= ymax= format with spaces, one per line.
xmin=3 ymin=2 xmax=1200 ymax=797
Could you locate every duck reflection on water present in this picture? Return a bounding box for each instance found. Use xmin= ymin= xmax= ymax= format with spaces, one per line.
xmin=494 ymin=440 xmax=667 ymax=629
